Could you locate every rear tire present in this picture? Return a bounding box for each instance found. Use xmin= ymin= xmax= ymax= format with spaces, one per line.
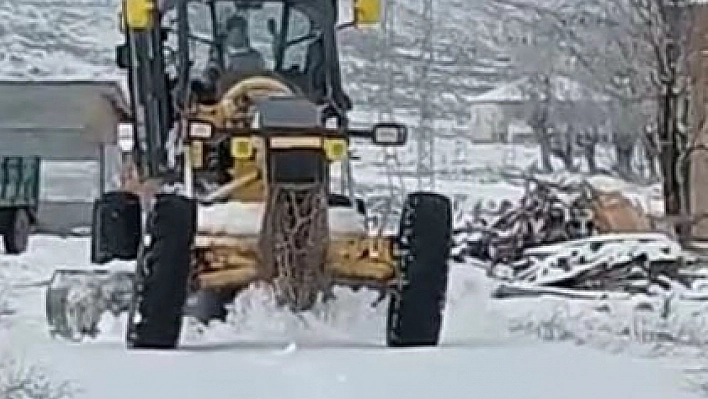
xmin=386 ymin=192 xmax=452 ymax=347
xmin=3 ymin=208 xmax=30 ymax=254
xmin=126 ymin=194 xmax=196 ymax=350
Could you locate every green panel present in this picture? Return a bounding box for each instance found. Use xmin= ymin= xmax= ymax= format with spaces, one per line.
xmin=0 ymin=156 xmax=41 ymax=208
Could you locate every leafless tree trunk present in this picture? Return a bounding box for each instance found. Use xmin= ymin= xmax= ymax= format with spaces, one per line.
xmin=491 ymin=0 xmax=681 ymax=165
xmin=614 ymin=134 xmax=637 ymax=180
xmin=528 ymin=77 xmax=554 ymax=173
xmin=577 ymin=127 xmax=599 ymax=173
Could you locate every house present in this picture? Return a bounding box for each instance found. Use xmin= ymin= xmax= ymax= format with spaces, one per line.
xmin=0 ymin=79 xmax=129 ymax=234
xmin=468 ymin=76 xmax=611 ymax=144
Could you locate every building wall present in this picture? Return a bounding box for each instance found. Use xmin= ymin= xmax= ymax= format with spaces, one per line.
xmin=687 ymin=4 xmax=708 ymax=240
xmin=469 ymin=103 xmax=506 ymax=142
xmin=0 ymin=81 xmax=127 ymax=235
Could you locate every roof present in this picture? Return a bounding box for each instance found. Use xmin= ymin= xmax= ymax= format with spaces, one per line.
xmin=469 ymin=76 xmax=610 ymax=104
xmin=0 ymin=79 xmax=129 ymax=129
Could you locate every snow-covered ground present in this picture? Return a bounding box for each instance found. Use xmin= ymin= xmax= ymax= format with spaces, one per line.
xmin=0 ymin=0 xmax=681 ymax=395
xmin=0 ymin=141 xmax=704 ymax=399
xmin=0 ymin=236 xmax=705 ymax=399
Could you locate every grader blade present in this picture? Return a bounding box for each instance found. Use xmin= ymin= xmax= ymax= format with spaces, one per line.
xmin=45 ymin=268 xmax=134 ymax=341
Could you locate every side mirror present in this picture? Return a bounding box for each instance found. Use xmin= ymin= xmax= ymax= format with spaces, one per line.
xmin=116 ymin=44 xmax=130 ymax=69
xmin=353 ymin=0 xmax=381 ymax=27
xmin=117 ymin=122 xmax=135 ymax=152
xmin=372 ymin=123 xmax=407 ymax=146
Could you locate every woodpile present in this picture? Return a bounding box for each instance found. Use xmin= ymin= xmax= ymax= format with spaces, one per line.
xmin=452 ymin=174 xmax=656 ymax=264
xmin=450 ymin=174 xmax=708 ymax=299
xmin=488 ymin=233 xmax=699 ymax=299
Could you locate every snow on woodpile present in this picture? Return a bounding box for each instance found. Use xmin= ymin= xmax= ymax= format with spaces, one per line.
xmin=488 ymin=233 xmax=708 ymax=299
xmin=444 ymin=172 xmax=708 ymax=301
xmin=450 ymin=171 xmax=665 ymax=264
xmin=197 ymin=202 xmax=366 ymax=235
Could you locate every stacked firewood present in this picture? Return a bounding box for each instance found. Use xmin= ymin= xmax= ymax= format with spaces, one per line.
xmin=489 ymin=233 xmax=700 ymax=299
xmin=450 ymin=174 xmax=707 ymax=298
xmin=452 ymin=174 xmax=598 ymax=264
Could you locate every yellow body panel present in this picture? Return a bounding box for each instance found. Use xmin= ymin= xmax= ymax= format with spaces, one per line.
xmin=123 ymin=0 xmax=154 ymax=29
xmin=354 ymin=0 xmax=381 ymax=26
xmin=230 ymin=137 xmax=254 ymax=159
xmin=193 ymin=234 xmax=397 ymax=290
xmin=270 ymin=136 xmax=322 ymax=148
xmin=182 ymin=76 xmax=395 ymax=292
xmin=229 ymin=159 xmax=265 ymax=202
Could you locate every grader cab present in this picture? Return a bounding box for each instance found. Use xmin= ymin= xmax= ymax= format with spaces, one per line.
xmin=45 ymin=0 xmax=452 ymax=350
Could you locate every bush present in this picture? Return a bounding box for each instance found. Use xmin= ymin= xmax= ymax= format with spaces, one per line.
xmin=0 ymin=355 xmax=78 ymax=399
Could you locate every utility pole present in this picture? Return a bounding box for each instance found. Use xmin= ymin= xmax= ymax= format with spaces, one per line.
xmin=377 ymin=0 xmax=406 ymax=219
xmin=416 ymin=0 xmax=435 ymax=191
xmin=378 ymin=0 xmax=395 ymax=122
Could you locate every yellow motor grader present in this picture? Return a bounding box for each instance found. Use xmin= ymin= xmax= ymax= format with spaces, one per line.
xmin=45 ymin=0 xmax=452 ymax=349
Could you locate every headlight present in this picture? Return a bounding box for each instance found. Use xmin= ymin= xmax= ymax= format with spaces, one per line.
xmin=231 ymin=137 xmax=254 ymax=160
xmin=188 ymin=121 xmax=213 ymax=139
xmin=324 ymin=138 xmax=347 ymax=161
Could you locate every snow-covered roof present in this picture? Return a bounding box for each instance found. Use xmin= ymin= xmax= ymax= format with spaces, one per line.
xmin=469 ymin=76 xmax=610 ymax=104
xmin=0 ymin=79 xmax=129 ymax=124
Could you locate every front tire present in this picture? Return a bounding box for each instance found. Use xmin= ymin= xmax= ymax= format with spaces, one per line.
xmin=126 ymin=194 xmax=196 ymax=350
xmin=386 ymin=192 xmax=452 ymax=347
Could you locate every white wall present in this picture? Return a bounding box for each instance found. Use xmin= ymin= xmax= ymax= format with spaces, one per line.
xmin=469 ymin=103 xmax=505 ymax=142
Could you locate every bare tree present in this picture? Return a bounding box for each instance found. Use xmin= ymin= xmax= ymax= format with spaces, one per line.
xmin=473 ymin=0 xmax=692 ymax=187
xmin=473 ymin=0 xmax=573 ymax=173
xmin=0 ymin=288 xmax=76 ymax=399
xmin=0 ymin=356 xmax=77 ymax=399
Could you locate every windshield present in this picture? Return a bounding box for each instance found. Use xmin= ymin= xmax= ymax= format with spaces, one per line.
xmin=179 ymin=1 xmax=317 ymax=76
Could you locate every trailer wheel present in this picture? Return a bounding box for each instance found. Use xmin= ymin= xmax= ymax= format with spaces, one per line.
xmin=4 ymin=208 xmax=30 ymax=254
xmin=386 ymin=192 xmax=452 ymax=347
xmin=126 ymin=194 xmax=196 ymax=350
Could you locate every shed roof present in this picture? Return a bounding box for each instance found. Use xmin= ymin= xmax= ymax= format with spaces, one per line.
xmin=0 ymin=79 xmax=129 ymax=129
xmin=469 ymin=76 xmax=609 ymax=104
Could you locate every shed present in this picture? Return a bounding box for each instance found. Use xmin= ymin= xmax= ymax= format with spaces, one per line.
xmin=0 ymin=79 xmax=129 ymax=234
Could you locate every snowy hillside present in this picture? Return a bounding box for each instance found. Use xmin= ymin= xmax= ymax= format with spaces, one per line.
xmin=0 ymin=0 xmax=120 ymax=78
xmin=0 ymin=0 xmax=510 ymax=128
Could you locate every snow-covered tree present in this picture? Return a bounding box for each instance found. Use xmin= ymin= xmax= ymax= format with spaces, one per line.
xmin=0 ymin=356 xmax=77 ymax=399
xmin=0 ymin=288 xmax=76 ymax=399
xmin=473 ymin=0 xmax=693 ymax=186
